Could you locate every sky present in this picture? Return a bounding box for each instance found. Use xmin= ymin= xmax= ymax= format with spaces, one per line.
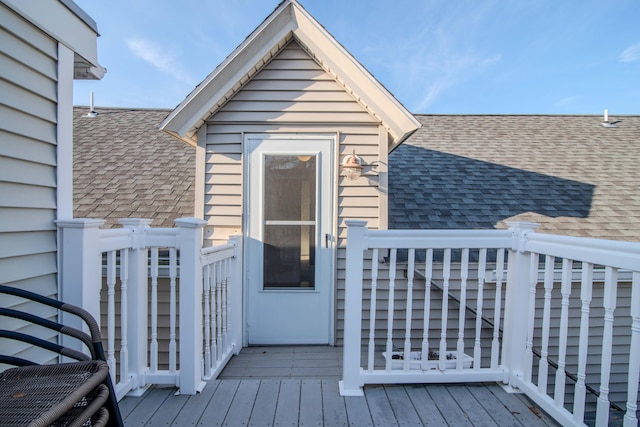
xmin=73 ymin=0 xmax=640 ymax=115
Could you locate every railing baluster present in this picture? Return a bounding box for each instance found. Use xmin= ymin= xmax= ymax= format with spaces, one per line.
xmin=524 ymin=253 xmax=539 ymax=382
xmin=168 ymin=247 xmax=177 ymax=373
xmin=421 ymin=248 xmax=433 ymax=371
xmin=150 ymin=247 xmax=159 ymax=373
xmin=538 ymin=255 xmax=554 ymax=394
xmin=216 ymin=261 xmax=223 ymax=361
xmin=456 ymin=248 xmax=469 ymax=370
xmin=596 ymin=266 xmax=618 ymax=427
xmin=573 ymin=261 xmax=593 ymax=424
xmin=491 ymin=248 xmax=504 ymax=370
xmin=211 ymin=261 xmax=218 ymax=362
xmin=403 ymin=249 xmax=415 ymax=371
xmin=203 ymin=264 xmax=212 ymax=378
xmin=439 ymin=248 xmax=451 ymax=371
xmin=367 ymin=248 xmax=379 ymax=371
xmin=554 ymin=257 xmax=573 ymax=407
xmin=474 ymin=248 xmax=487 ymax=370
xmin=222 ymin=258 xmax=229 ymax=354
xmin=624 ymin=271 xmax=640 ymax=427
xmin=119 ymin=250 xmax=129 ymax=385
xmin=385 ymin=249 xmax=397 ymax=371
xmin=106 ymin=250 xmax=117 ymax=381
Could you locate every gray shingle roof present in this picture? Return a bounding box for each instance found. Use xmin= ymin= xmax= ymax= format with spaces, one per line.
xmin=73 ymin=107 xmax=195 ymax=228
xmin=390 ymin=114 xmax=640 ymax=241
xmin=73 ymin=109 xmax=640 ymax=242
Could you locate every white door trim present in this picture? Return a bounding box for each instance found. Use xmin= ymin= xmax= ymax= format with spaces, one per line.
xmin=243 ymin=133 xmax=337 ymax=345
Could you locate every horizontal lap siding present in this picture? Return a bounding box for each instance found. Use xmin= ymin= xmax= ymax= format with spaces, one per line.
xmin=0 ymin=3 xmax=59 ymax=365
xmin=204 ymin=40 xmax=380 ymax=247
xmin=204 ymin=41 xmax=382 ymax=344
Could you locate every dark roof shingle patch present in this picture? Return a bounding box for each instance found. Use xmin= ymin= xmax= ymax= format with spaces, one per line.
xmin=390 ymin=114 xmax=640 ymax=241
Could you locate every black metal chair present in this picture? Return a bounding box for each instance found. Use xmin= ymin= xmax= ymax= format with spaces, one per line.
xmin=0 ymin=284 xmax=124 ymax=427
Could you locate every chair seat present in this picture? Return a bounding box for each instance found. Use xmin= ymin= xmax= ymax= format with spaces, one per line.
xmin=0 ymin=360 xmax=109 ymax=427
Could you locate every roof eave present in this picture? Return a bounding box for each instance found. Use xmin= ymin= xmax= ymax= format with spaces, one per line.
xmin=290 ymin=3 xmax=420 ymax=152
xmin=159 ymin=1 xmax=296 ymax=139
xmin=160 ymin=0 xmax=420 ymax=151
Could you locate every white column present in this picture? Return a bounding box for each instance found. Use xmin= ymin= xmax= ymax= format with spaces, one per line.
xmin=339 ymin=220 xmax=368 ymax=396
xmin=55 ymin=44 xmax=74 ymax=220
xmin=119 ymin=218 xmax=152 ymax=393
xmin=501 ymin=221 xmax=539 ymax=389
xmin=57 ymin=218 xmax=105 ymax=327
xmin=175 ymin=217 xmax=207 ymax=395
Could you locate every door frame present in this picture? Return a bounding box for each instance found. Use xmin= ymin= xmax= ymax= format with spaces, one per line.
xmin=242 ymin=133 xmax=338 ymax=345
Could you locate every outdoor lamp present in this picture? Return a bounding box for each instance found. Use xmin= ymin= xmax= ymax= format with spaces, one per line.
xmin=341 ymin=149 xmax=363 ymax=180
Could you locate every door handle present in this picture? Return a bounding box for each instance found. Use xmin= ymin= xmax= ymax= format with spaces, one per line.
xmin=325 ymin=233 xmax=332 ymax=248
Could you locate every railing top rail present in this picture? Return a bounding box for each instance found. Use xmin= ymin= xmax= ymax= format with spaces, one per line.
xmin=99 ymin=228 xmax=134 ymax=252
xmin=525 ymin=231 xmax=640 ymax=272
xmin=201 ymin=242 xmax=236 ymax=256
xmin=99 ymin=228 xmax=133 ymax=239
xmin=362 ymin=228 xmax=513 ymax=250
xmin=145 ymin=228 xmax=180 ymax=237
xmin=145 ymin=227 xmax=180 ymax=248
xmin=200 ymin=242 xmax=236 ymax=266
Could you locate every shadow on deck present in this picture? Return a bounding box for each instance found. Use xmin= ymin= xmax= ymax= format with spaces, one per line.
xmin=119 ymin=346 xmax=559 ymax=426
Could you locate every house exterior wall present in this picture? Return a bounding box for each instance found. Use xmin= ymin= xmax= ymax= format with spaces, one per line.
xmin=0 ymin=2 xmax=62 ymax=364
xmin=202 ymin=40 xmax=386 ymax=342
xmin=0 ymin=3 xmax=59 ymax=297
xmin=0 ymin=0 xmax=100 ymax=365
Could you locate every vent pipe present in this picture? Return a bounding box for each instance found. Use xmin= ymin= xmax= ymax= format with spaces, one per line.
xmin=601 ymin=109 xmax=621 ymax=128
xmin=85 ymin=91 xmax=97 ymax=117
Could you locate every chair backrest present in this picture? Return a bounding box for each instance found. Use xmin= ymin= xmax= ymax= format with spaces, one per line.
xmin=0 ymin=284 xmax=124 ymax=427
xmin=0 ymin=284 xmax=103 ymax=365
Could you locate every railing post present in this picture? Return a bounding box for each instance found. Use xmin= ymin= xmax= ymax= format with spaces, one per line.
xmin=57 ymin=218 xmax=105 ymax=341
xmin=118 ymin=218 xmax=152 ymax=394
xmin=228 ymin=235 xmax=244 ymax=354
xmin=339 ymin=220 xmax=368 ymax=397
xmin=502 ymin=221 xmax=539 ymax=389
xmin=175 ymin=217 xmax=207 ymax=395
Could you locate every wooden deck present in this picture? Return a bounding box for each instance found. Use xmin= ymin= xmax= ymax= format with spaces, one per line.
xmin=118 ymin=346 xmax=560 ymax=426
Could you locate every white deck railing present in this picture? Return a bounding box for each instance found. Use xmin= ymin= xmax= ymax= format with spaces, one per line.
xmin=340 ymin=220 xmax=640 ymax=427
xmin=58 ymin=218 xmax=242 ymax=400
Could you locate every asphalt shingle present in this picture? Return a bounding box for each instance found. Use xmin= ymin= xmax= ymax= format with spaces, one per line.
xmin=390 ymin=114 xmax=640 ymax=241
xmin=73 ymin=107 xmax=195 ymax=228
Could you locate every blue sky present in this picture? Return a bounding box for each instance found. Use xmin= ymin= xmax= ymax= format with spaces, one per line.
xmin=73 ymin=0 xmax=640 ymax=115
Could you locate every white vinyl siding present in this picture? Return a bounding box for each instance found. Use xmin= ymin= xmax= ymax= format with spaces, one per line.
xmin=204 ymin=40 xmax=382 ymax=244
xmin=203 ymin=40 xmax=384 ymax=343
xmin=0 ymin=3 xmax=59 ymax=364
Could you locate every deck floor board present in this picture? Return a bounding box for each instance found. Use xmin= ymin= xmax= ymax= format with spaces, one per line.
xmin=119 ymin=346 xmax=560 ymax=426
xmin=320 ymin=379 xmax=349 ymax=426
xmin=249 ymin=379 xmax=280 ymax=427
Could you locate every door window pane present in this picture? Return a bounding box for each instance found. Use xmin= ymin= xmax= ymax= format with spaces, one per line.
xmin=264 ymin=155 xmax=316 ymax=221
xmin=263 ymin=224 xmax=315 ymax=289
xmin=263 ymin=155 xmax=317 ymax=290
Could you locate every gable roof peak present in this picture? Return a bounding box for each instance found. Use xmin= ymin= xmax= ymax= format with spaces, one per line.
xmin=160 ymin=0 xmax=419 ymax=151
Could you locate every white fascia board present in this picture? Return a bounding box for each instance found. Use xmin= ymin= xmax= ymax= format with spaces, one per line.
xmin=2 ymin=0 xmax=102 ymax=70
xmin=291 ymin=5 xmax=420 ymax=151
xmin=160 ymin=2 xmax=296 ymax=141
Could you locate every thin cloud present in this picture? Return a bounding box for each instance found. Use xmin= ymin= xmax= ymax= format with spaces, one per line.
xmin=126 ymin=37 xmax=195 ymax=85
xmin=372 ymin=3 xmax=503 ymax=112
xmin=555 ymin=96 xmax=580 ymax=108
xmin=410 ymin=52 xmax=502 ymax=112
xmin=619 ymin=42 xmax=640 ymax=63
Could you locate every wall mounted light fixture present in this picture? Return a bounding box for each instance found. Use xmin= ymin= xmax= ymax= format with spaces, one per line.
xmin=341 ymin=149 xmax=363 ymax=180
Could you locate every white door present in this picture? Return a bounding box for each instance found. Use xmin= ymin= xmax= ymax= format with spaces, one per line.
xmin=245 ymin=135 xmax=335 ymax=344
